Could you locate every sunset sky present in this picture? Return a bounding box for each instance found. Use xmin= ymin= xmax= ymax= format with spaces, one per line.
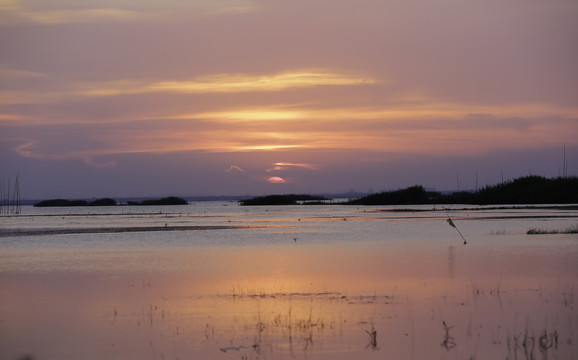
xmin=1 ymin=0 xmax=577 ymax=199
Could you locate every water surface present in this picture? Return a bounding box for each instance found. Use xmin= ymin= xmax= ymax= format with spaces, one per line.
xmin=1 ymin=203 xmax=577 ymax=359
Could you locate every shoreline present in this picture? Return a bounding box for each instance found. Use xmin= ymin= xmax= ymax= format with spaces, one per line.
xmin=0 ymin=225 xmax=263 ymax=237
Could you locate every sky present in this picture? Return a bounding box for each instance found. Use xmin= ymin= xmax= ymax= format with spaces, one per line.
xmin=1 ymin=0 xmax=577 ymax=199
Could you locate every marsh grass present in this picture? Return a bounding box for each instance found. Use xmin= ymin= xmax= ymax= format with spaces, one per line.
xmin=527 ymin=224 xmax=578 ymax=234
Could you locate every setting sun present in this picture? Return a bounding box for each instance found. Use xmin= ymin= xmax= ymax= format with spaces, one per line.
xmin=267 ymin=176 xmax=286 ymax=184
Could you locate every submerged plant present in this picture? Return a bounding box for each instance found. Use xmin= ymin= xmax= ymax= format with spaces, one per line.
xmin=441 ymin=321 xmax=457 ymax=350
xmin=365 ymin=326 xmax=377 ymax=349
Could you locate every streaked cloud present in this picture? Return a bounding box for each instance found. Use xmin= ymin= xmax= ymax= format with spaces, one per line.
xmin=13 ymin=139 xmax=116 ymax=168
xmin=21 ymin=8 xmax=145 ymax=24
xmin=187 ymin=102 xmax=578 ymax=125
xmin=225 ymin=165 xmax=246 ymax=173
xmin=0 ymin=70 xmax=376 ymax=107
xmin=194 ymin=109 xmax=305 ymax=122
xmin=141 ymin=71 xmax=377 ymax=94
xmin=0 ymin=68 xmax=48 ymax=79
xmin=267 ymin=163 xmax=319 ymax=172
xmin=0 ymin=0 xmax=261 ymax=25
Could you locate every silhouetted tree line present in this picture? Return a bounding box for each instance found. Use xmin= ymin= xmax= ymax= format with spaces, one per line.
xmin=347 ymin=176 xmax=578 ymax=205
xmin=346 ymin=185 xmax=432 ymax=205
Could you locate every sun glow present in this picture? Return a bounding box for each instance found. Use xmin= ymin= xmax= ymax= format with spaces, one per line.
xmin=267 ymin=163 xmax=318 ymax=172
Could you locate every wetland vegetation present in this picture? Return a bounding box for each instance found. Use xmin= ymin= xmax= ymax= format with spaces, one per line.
xmin=348 ymin=175 xmax=578 ymax=205
xmin=527 ymin=223 xmax=578 ymax=234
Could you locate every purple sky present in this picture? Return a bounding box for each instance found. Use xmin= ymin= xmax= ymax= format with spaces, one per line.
xmin=1 ymin=0 xmax=577 ymax=199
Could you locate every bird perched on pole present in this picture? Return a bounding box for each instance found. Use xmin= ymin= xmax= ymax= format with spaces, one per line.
xmin=447 ymin=217 xmax=467 ymax=245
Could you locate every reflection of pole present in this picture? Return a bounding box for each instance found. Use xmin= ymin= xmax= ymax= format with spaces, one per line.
xmin=562 ymin=144 xmax=567 ymax=178
xmin=0 ymin=176 xmax=21 ymax=214
xmin=448 ymin=246 xmax=455 ymax=279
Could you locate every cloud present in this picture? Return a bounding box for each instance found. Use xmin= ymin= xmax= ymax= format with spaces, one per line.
xmin=140 ymin=70 xmax=377 ymax=94
xmin=21 ymin=8 xmax=145 ymax=24
xmin=12 ymin=139 xmax=116 ymax=168
xmin=195 ymin=109 xmax=305 ymax=122
xmin=188 ymin=102 xmax=578 ymax=125
xmin=266 ymin=162 xmax=318 ymax=172
xmin=0 ymin=68 xmax=48 ymax=79
xmin=225 ymin=165 xmax=246 ymax=173
xmin=0 ymin=0 xmax=262 ymax=25
xmin=0 ymin=70 xmax=376 ymax=107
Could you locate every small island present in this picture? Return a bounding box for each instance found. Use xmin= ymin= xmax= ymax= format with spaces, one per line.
xmin=239 ymin=194 xmax=328 ymax=206
xmin=34 ymin=198 xmax=117 ymax=207
xmin=127 ymin=196 xmax=188 ymax=206
xmin=34 ymin=196 xmax=188 ymax=207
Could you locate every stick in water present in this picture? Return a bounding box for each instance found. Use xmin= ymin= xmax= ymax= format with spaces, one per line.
xmin=447 ymin=217 xmax=467 ymax=245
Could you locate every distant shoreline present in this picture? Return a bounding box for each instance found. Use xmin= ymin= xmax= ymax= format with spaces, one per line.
xmin=376 ymin=205 xmax=578 ymax=212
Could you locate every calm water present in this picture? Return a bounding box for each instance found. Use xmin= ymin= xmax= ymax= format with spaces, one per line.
xmin=1 ymin=202 xmax=577 ymax=360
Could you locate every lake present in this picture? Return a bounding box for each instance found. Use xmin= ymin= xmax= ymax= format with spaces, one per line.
xmin=1 ymin=202 xmax=577 ymax=359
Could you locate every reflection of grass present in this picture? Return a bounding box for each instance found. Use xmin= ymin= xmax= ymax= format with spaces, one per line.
xmin=103 ymin=281 xmax=575 ymax=359
xmin=527 ymin=224 xmax=578 ymax=234
xmin=441 ymin=321 xmax=457 ymax=350
xmin=365 ymin=325 xmax=377 ymax=349
xmin=219 ymin=303 xmax=335 ymax=354
xmin=506 ymin=325 xmax=560 ymax=359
